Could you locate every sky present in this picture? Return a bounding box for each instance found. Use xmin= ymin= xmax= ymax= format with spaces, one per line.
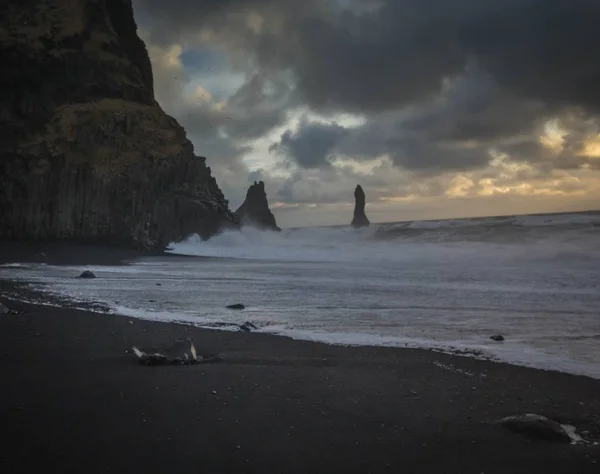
xmin=131 ymin=0 xmax=600 ymax=227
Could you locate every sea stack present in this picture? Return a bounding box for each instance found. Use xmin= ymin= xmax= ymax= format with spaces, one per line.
xmin=351 ymin=185 xmax=370 ymax=228
xmin=235 ymin=181 xmax=280 ymax=231
xmin=0 ymin=0 xmax=237 ymax=250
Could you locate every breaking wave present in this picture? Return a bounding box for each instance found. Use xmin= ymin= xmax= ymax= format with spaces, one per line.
xmin=169 ymin=211 xmax=600 ymax=264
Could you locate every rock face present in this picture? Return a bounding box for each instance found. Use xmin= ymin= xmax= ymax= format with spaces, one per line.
xmin=235 ymin=181 xmax=280 ymax=231
xmin=0 ymin=0 xmax=237 ymax=250
xmin=351 ymin=185 xmax=370 ymax=228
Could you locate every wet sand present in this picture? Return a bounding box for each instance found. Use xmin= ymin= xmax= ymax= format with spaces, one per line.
xmin=0 ymin=241 xmax=164 ymax=266
xmin=1 ymin=293 xmax=599 ymax=473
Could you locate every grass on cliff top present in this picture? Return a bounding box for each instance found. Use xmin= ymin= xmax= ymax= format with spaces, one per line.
xmin=1 ymin=1 xmax=130 ymax=66
xmin=42 ymin=99 xmax=192 ymax=173
xmin=0 ymin=0 xmax=85 ymax=47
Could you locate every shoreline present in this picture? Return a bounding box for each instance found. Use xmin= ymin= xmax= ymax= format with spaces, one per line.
xmin=2 ymin=243 xmax=600 ymax=471
xmin=1 ymin=290 xmax=600 ymax=472
xmin=1 ymin=275 xmax=599 ymax=382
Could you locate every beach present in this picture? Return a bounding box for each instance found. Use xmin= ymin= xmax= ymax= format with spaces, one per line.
xmin=2 ymin=213 xmax=600 ymax=473
xmin=4 ymin=0 xmax=600 ymax=471
xmin=2 ymin=213 xmax=600 ymax=379
xmin=1 ymin=294 xmax=599 ymax=473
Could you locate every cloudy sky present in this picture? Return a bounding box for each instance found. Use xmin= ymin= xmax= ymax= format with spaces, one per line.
xmin=132 ymin=0 xmax=600 ymax=227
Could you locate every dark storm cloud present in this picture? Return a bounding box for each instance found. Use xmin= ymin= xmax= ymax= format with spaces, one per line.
xmin=498 ymin=139 xmax=554 ymax=165
xmin=132 ymin=0 xmax=318 ymax=47
xmin=397 ymin=69 xmax=551 ymax=143
xmin=222 ymin=74 xmax=295 ymax=140
xmin=135 ymin=0 xmax=600 ymax=114
xmin=269 ymin=69 xmax=531 ymax=172
xmin=297 ymin=0 xmax=600 ymax=113
xmin=133 ymin=0 xmax=600 ymax=208
xmin=269 ymin=120 xmax=349 ymax=169
xmin=458 ymin=0 xmax=600 ymax=112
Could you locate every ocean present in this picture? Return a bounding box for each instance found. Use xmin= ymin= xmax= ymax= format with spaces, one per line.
xmin=2 ymin=211 xmax=599 ymax=378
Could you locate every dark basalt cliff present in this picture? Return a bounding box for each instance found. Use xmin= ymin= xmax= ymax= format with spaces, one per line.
xmin=0 ymin=0 xmax=237 ymax=250
xmin=351 ymin=185 xmax=370 ymax=228
xmin=235 ymin=181 xmax=280 ymax=231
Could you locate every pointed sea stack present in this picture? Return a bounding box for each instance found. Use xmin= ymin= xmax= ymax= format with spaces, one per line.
xmin=351 ymin=185 xmax=370 ymax=228
xmin=0 ymin=0 xmax=237 ymax=250
xmin=235 ymin=181 xmax=280 ymax=231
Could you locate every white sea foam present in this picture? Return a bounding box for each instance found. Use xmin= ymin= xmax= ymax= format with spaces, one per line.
xmin=169 ymin=211 xmax=600 ymax=263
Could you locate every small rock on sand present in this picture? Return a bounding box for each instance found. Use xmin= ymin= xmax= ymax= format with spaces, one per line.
xmin=79 ymin=270 xmax=96 ymax=279
xmin=490 ymin=335 xmax=504 ymax=342
xmin=239 ymin=322 xmax=258 ymax=332
xmin=500 ymin=414 xmax=573 ymax=443
xmin=226 ymin=303 xmax=245 ymax=310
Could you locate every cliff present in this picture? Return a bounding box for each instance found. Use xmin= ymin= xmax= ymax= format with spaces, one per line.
xmin=351 ymin=185 xmax=370 ymax=228
xmin=0 ymin=0 xmax=237 ymax=250
xmin=235 ymin=181 xmax=280 ymax=231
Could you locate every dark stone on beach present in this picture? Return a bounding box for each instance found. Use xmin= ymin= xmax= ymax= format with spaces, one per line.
xmin=156 ymin=283 xmax=162 ymax=286
xmin=79 ymin=270 xmax=96 ymax=279
xmin=137 ymin=352 xmax=170 ymax=366
xmin=240 ymin=322 xmax=258 ymax=332
xmin=351 ymin=185 xmax=370 ymax=228
xmin=500 ymin=414 xmax=572 ymax=443
xmin=490 ymin=335 xmax=505 ymax=342
xmin=0 ymin=0 xmax=237 ymax=251
xmin=235 ymin=181 xmax=280 ymax=231
xmin=227 ymin=304 xmax=245 ymax=310
xmin=0 ymin=302 xmax=9 ymax=314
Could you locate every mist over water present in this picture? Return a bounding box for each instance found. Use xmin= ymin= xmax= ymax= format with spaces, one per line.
xmin=2 ymin=211 xmax=600 ymax=378
xmin=172 ymin=211 xmax=600 ymax=264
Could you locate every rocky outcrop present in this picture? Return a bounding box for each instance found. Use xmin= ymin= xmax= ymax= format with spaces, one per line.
xmin=0 ymin=0 xmax=237 ymax=250
xmin=235 ymin=181 xmax=280 ymax=231
xmin=351 ymin=185 xmax=370 ymax=228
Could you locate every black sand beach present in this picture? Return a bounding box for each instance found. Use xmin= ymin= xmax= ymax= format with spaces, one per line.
xmin=1 ymin=292 xmax=599 ymax=473
xmin=4 ymin=0 xmax=599 ymax=471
